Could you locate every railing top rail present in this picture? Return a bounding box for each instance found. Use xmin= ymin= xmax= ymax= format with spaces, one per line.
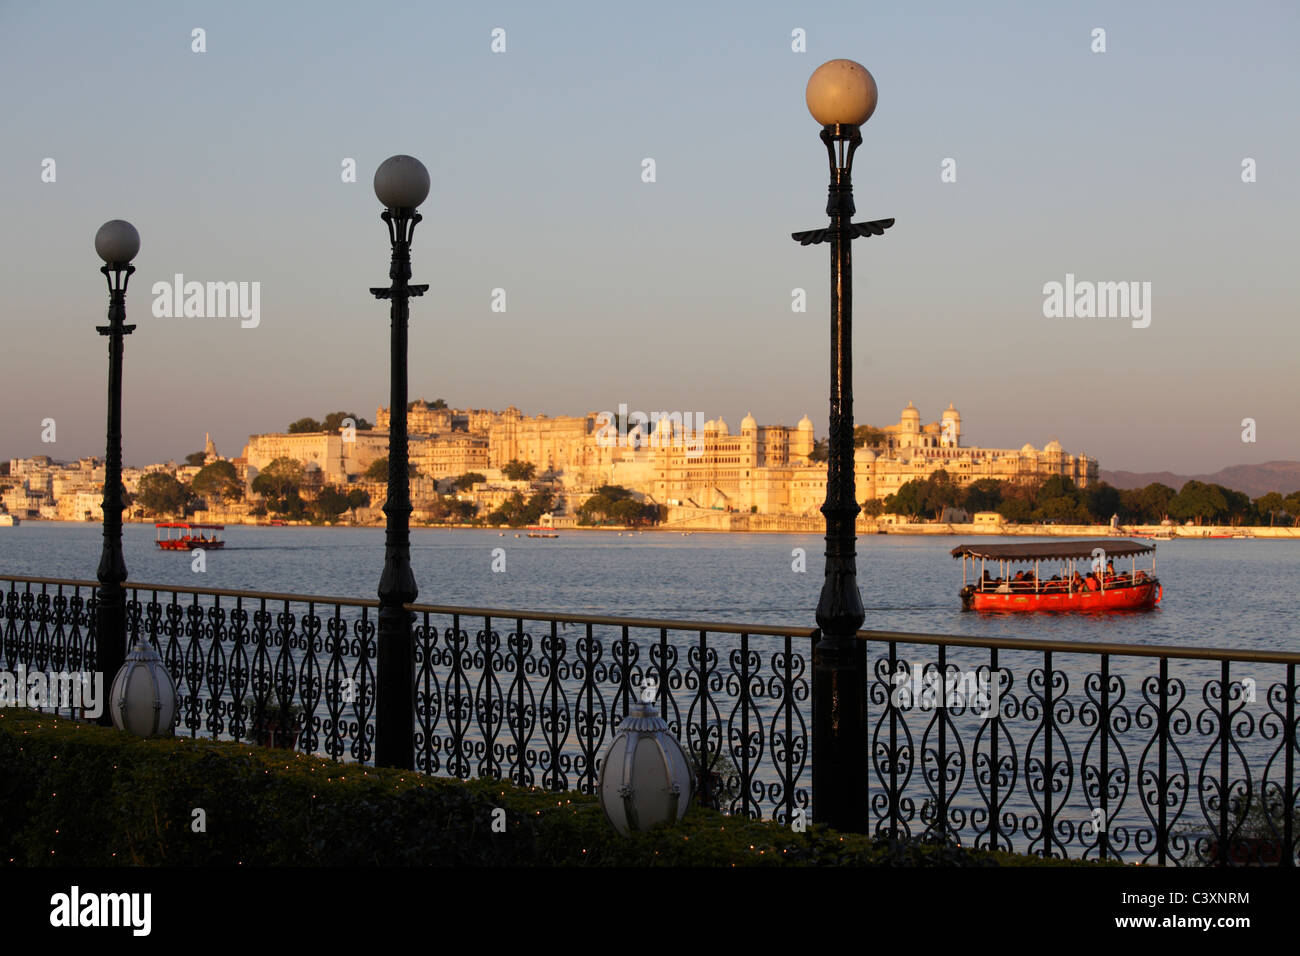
xmin=4 ymin=573 xmax=1298 ymax=664
xmin=0 ymin=574 xmax=381 ymax=609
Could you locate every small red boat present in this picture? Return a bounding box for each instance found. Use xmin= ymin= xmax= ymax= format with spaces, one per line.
xmin=155 ymin=522 xmax=225 ymax=551
xmin=953 ymin=539 xmax=1161 ymax=613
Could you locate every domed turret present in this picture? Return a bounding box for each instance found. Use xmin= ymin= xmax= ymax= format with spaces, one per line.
xmin=703 ymin=419 xmax=719 ymax=434
xmin=715 ymin=418 xmax=729 ymax=436
xmin=1020 ymin=443 xmax=1037 ymax=456
xmin=741 ymin=412 xmax=757 ymax=432
xmin=797 ymin=414 xmax=814 ymax=432
xmin=854 ymin=446 xmax=876 ymax=463
xmin=939 ymin=402 xmax=962 ymax=446
xmin=1044 ymin=439 xmax=1063 ymax=454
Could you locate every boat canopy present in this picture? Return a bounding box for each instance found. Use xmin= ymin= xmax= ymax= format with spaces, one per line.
xmin=950 ymin=539 xmax=1155 ymax=562
xmin=154 ymin=522 xmax=225 ymax=530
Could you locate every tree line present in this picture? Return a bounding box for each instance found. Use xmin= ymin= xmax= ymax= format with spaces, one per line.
xmin=134 ymin=458 xmax=369 ymax=523
xmin=285 ymin=411 xmax=374 ymax=434
xmin=880 ymin=471 xmax=1300 ymax=526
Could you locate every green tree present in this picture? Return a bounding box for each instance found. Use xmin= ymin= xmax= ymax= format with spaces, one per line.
xmin=1083 ymin=481 xmax=1121 ymax=523
xmin=136 ymin=472 xmax=190 ymax=517
xmin=997 ymin=496 xmax=1034 ymax=523
xmin=364 ymin=458 xmax=421 ymax=482
xmin=502 ymin=460 xmax=536 ymax=481
xmin=191 ymin=460 xmax=242 ymax=504
xmin=322 ymin=411 xmax=372 ymax=431
xmin=450 ymin=472 xmax=486 ymax=491
xmin=1030 ymin=475 xmax=1087 ymax=523
xmin=884 ymin=480 xmax=927 ymax=520
xmin=489 ymin=489 xmax=556 ymax=527
xmin=1255 ymin=492 xmax=1286 ymax=526
xmin=312 ymin=485 xmax=352 ymax=521
xmin=922 ymin=469 xmax=960 ymax=519
xmin=853 ymin=425 xmax=887 ymax=448
xmin=1217 ymin=485 xmax=1252 ymax=525
xmin=1122 ymin=482 xmax=1176 ymax=523
xmin=287 ymin=417 xmax=323 ymax=434
xmin=488 ymin=491 xmax=527 ymax=525
xmin=809 ymin=438 xmax=828 ymax=462
xmin=433 ymin=498 xmax=477 ymax=523
xmin=346 ymin=488 xmax=370 ymax=516
xmin=184 ymin=451 xmax=207 ymax=467
xmin=860 ymin=498 xmax=885 ymax=517
xmin=610 ymin=498 xmax=646 ymax=525
xmin=1168 ymin=480 xmax=1229 ymax=525
xmin=962 ymin=478 xmax=1003 ymax=513
xmin=576 ymin=485 xmax=651 ymax=525
xmin=251 ymin=457 xmax=305 ymax=516
xmin=1035 ymin=495 xmax=1086 ymax=524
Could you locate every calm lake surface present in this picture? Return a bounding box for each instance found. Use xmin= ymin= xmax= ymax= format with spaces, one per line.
xmin=1 ymin=521 xmax=1295 ymax=652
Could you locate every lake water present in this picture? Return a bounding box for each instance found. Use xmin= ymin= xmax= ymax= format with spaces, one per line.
xmin=1 ymin=521 xmax=1296 ymax=652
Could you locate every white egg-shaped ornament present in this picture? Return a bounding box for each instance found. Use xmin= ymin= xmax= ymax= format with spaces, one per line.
xmin=598 ymin=702 xmax=694 ymax=835
xmin=110 ymin=640 xmax=179 ymax=737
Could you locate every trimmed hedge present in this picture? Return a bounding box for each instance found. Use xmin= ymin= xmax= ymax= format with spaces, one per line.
xmin=0 ymin=710 xmax=1098 ymax=866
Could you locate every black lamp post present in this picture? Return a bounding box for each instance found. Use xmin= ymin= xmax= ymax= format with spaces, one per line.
xmin=93 ymin=219 xmax=140 ymax=725
xmin=792 ymin=60 xmax=893 ymax=832
xmin=371 ymin=155 xmax=429 ymax=769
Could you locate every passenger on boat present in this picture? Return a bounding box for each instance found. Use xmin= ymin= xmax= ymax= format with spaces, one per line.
xmin=1085 ymin=573 xmax=1100 ymax=591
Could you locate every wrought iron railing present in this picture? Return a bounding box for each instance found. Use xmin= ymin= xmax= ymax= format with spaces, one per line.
xmin=1 ymin=574 xmax=1296 ymax=866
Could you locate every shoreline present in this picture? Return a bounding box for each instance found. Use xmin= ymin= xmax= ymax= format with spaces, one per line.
xmin=8 ymin=516 xmax=1300 ymax=540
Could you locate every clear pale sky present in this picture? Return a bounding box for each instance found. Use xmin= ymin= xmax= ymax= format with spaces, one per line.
xmin=1 ymin=0 xmax=1296 ymax=474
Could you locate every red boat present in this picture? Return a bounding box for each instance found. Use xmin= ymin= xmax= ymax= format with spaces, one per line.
xmin=155 ymin=522 xmax=225 ymax=551
xmin=953 ymin=539 xmax=1161 ymax=613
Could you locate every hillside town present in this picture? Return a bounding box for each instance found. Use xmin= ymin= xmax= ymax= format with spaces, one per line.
xmin=3 ymin=400 xmax=1298 ymax=531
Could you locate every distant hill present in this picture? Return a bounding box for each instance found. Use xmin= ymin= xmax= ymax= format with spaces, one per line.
xmin=1099 ymin=461 xmax=1300 ymax=499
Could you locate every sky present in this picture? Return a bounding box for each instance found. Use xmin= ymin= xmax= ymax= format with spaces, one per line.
xmin=1 ymin=0 xmax=1297 ymax=474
